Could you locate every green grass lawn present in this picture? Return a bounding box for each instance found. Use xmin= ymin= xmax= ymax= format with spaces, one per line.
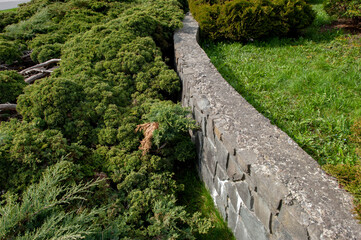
xmin=202 ymin=1 xmax=361 ymax=220
xmin=0 ymin=8 xmax=16 ymax=12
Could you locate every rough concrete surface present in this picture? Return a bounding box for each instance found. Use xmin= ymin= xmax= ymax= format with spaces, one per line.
xmin=174 ymin=12 xmax=361 ymax=239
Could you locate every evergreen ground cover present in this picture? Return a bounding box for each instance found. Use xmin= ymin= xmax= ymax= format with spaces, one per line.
xmin=202 ymin=0 xmax=361 ymax=220
xmin=0 ymin=0 xmax=232 ymax=238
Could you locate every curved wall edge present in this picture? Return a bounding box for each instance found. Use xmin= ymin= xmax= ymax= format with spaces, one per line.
xmin=174 ymin=12 xmax=361 ymax=239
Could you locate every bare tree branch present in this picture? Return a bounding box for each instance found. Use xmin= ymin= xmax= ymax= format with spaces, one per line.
xmin=0 ymin=104 xmax=17 ymax=112
xmin=25 ymin=72 xmax=50 ymax=84
xmin=24 ymin=66 xmax=59 ymax=75
xmin=20 ymin=59 xmax=61 ymax=75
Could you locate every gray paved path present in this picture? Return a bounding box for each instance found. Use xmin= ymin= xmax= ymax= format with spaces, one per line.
xmin=0 ymin=0 xmax=31 ymax=10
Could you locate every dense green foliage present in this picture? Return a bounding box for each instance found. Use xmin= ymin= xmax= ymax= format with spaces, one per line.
xmin=0 ymin=161 xmax=103 ymax=240
xmin=324 ymin=0 xmax=361 ymax=21
xmin=189 ymin=0 xmax=316 ymax=41
xmin=0 ymin=71 xmax=25 ymax=103
xmin=0 ymin=0 xmax=226 ymax=238
xmin=202 ymin=1 xmax=361 ymax=220
xmin=0 ymin=37 xmax=24 ymax=64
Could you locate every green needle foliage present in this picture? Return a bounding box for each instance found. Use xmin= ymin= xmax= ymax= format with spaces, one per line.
xmin=0 ymin=161 xmax=103 ymax=240
xmin=0 ymin=71 xmax=25 ymax=103
xmin=0 ymin=0 xmax=223 ymax=238
xmin=189 ymin=0 xmax=315 ymax=41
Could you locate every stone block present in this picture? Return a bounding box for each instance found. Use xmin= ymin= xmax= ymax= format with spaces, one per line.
xmin=194 ymin=131 xmax=203 ymax=160
xmin=278 ymin=204 xmax=309 ymax=240
xmin=214 ymin=136 xmax=229 ymax=169
xmin=206 ymin=115 xmax=216 ymax=144
xmin=235 ymin=181 xmax=253 ymax=210
xmin=236 ymin=149 xmax=258 ymax=174
xmin=252 ymin=166 xmax=288 ymax=212
xmin=199 ymin=160 xmax=214 ymax=193
xmin=240 ymin=206 xmax=269 ymax=240
xmin=227 ymin=201 xmax=238 ymax=232
xmin=194 ymin=108 xmax=203 ymax=126
xmin=213 ymin=175 xmax=221 ymax=196
xmin=227 ymin=155 xmax=244 ymax=181
xmin=216 ymin=164 xmax=229 ymax=181
xmin=201 ymin=116 xmax=207 ymax=135
xmin=222 ymin=131 xmax=236 ymax=157
xmin=225 ymin=182 xmax=240 ymax=212
xmin=195 ymin=95 xmax=211 ymax=113
xmin=214 ymin=176 xmax=227 ymax=202
xmin=215 ymin=194 xmax=228 ymax=220
xmin=189 ymin=96 xmax=194 ymax=112
xmin=307 ymin=223 xmax=322 ymax=240
xmin=253 ymin=192 xmax=271 ymax=233
xmin=214 ymin=124 xmax=222 ymax=141
xmin=234 ymin=217 xmax=251 ymax=240
xmin=202 ymin=138 xmax=217 ymax=177
xmin=270 ymin=216 xmax=293 ymax=240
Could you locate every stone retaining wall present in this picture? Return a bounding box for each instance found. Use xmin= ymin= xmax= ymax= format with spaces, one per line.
xmin=174 ymin=13 xmax=361 ymax=239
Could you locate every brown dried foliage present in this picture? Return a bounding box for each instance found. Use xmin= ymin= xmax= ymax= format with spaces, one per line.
xmin=135 ymin=122 xmax=159 ymax=156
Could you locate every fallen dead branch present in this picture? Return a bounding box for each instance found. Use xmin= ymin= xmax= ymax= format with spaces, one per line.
xmin=24 ymin=67 xmax=58 ymax=84
xmin=20 ymin=59 xmax=61 ymax=75
xmin=0 ymin=104 xmax=17 ymax=112
xmin=135 ymin=122 xmax=159 ymax=156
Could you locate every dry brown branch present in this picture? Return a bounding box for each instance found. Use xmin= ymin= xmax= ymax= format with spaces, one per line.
xmin=20 ymin=58 xmax=61 ymax=75
xmin=135 ymin=122 xmax=159 ymax=156
xmin=0 ymin=104 xmax=17 ymax=112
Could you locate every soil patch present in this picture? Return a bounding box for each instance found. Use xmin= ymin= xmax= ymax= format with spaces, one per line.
xmin=322 ymin=18 xmax=361 ymax=35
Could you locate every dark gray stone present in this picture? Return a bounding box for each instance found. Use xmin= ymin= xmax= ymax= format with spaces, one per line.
xmin=235 ymin=149 xmax=258 ymax=174
xmin=270 ymin=216 xmax=293 ymax=240
xmin=206 ymin=115 xmax=216 ymax=145
xmin=199 ymin=159 xmax=214 ymax=193
xmin=202 ymin=138 xmax=217 ymax=177
xmin=201 ymin=116 xmax=207 ymax=135
xmin=216 ymin=164 xmax=229 ymax=181
xmin=215 ymin=194 xmax=228 ymax=220
xmin=278 ymin=204 xmax=309 ymax=240
xmin=194 ymin=130 xmax=203 ymax=160
xmin=227 ymin=201 xmax=238 ymax=232
xmin=225 ymin=182 xmax=239 ymax=212
xmin=252 ymin=166 xmax=288 ymax=212
xmin=253 ymin=192 xmax=272 ymax=233
xmin=240 ymin=206 xmax=269 ymax=240
xmin=227 ymin=155 xmax=245 ymax=181
xmin=235 ymin=181 xmax=253 ymax=210
xmin=235 ymin=217 xmax=251 ymax=240
xmin=214 ymin=136 xmax=229 ymax=169
xmin=222 ymin=131 xmax=237 ymax=156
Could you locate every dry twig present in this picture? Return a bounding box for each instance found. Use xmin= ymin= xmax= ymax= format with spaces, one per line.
xmin=135 ymin=122 xmax=159 ymax=156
